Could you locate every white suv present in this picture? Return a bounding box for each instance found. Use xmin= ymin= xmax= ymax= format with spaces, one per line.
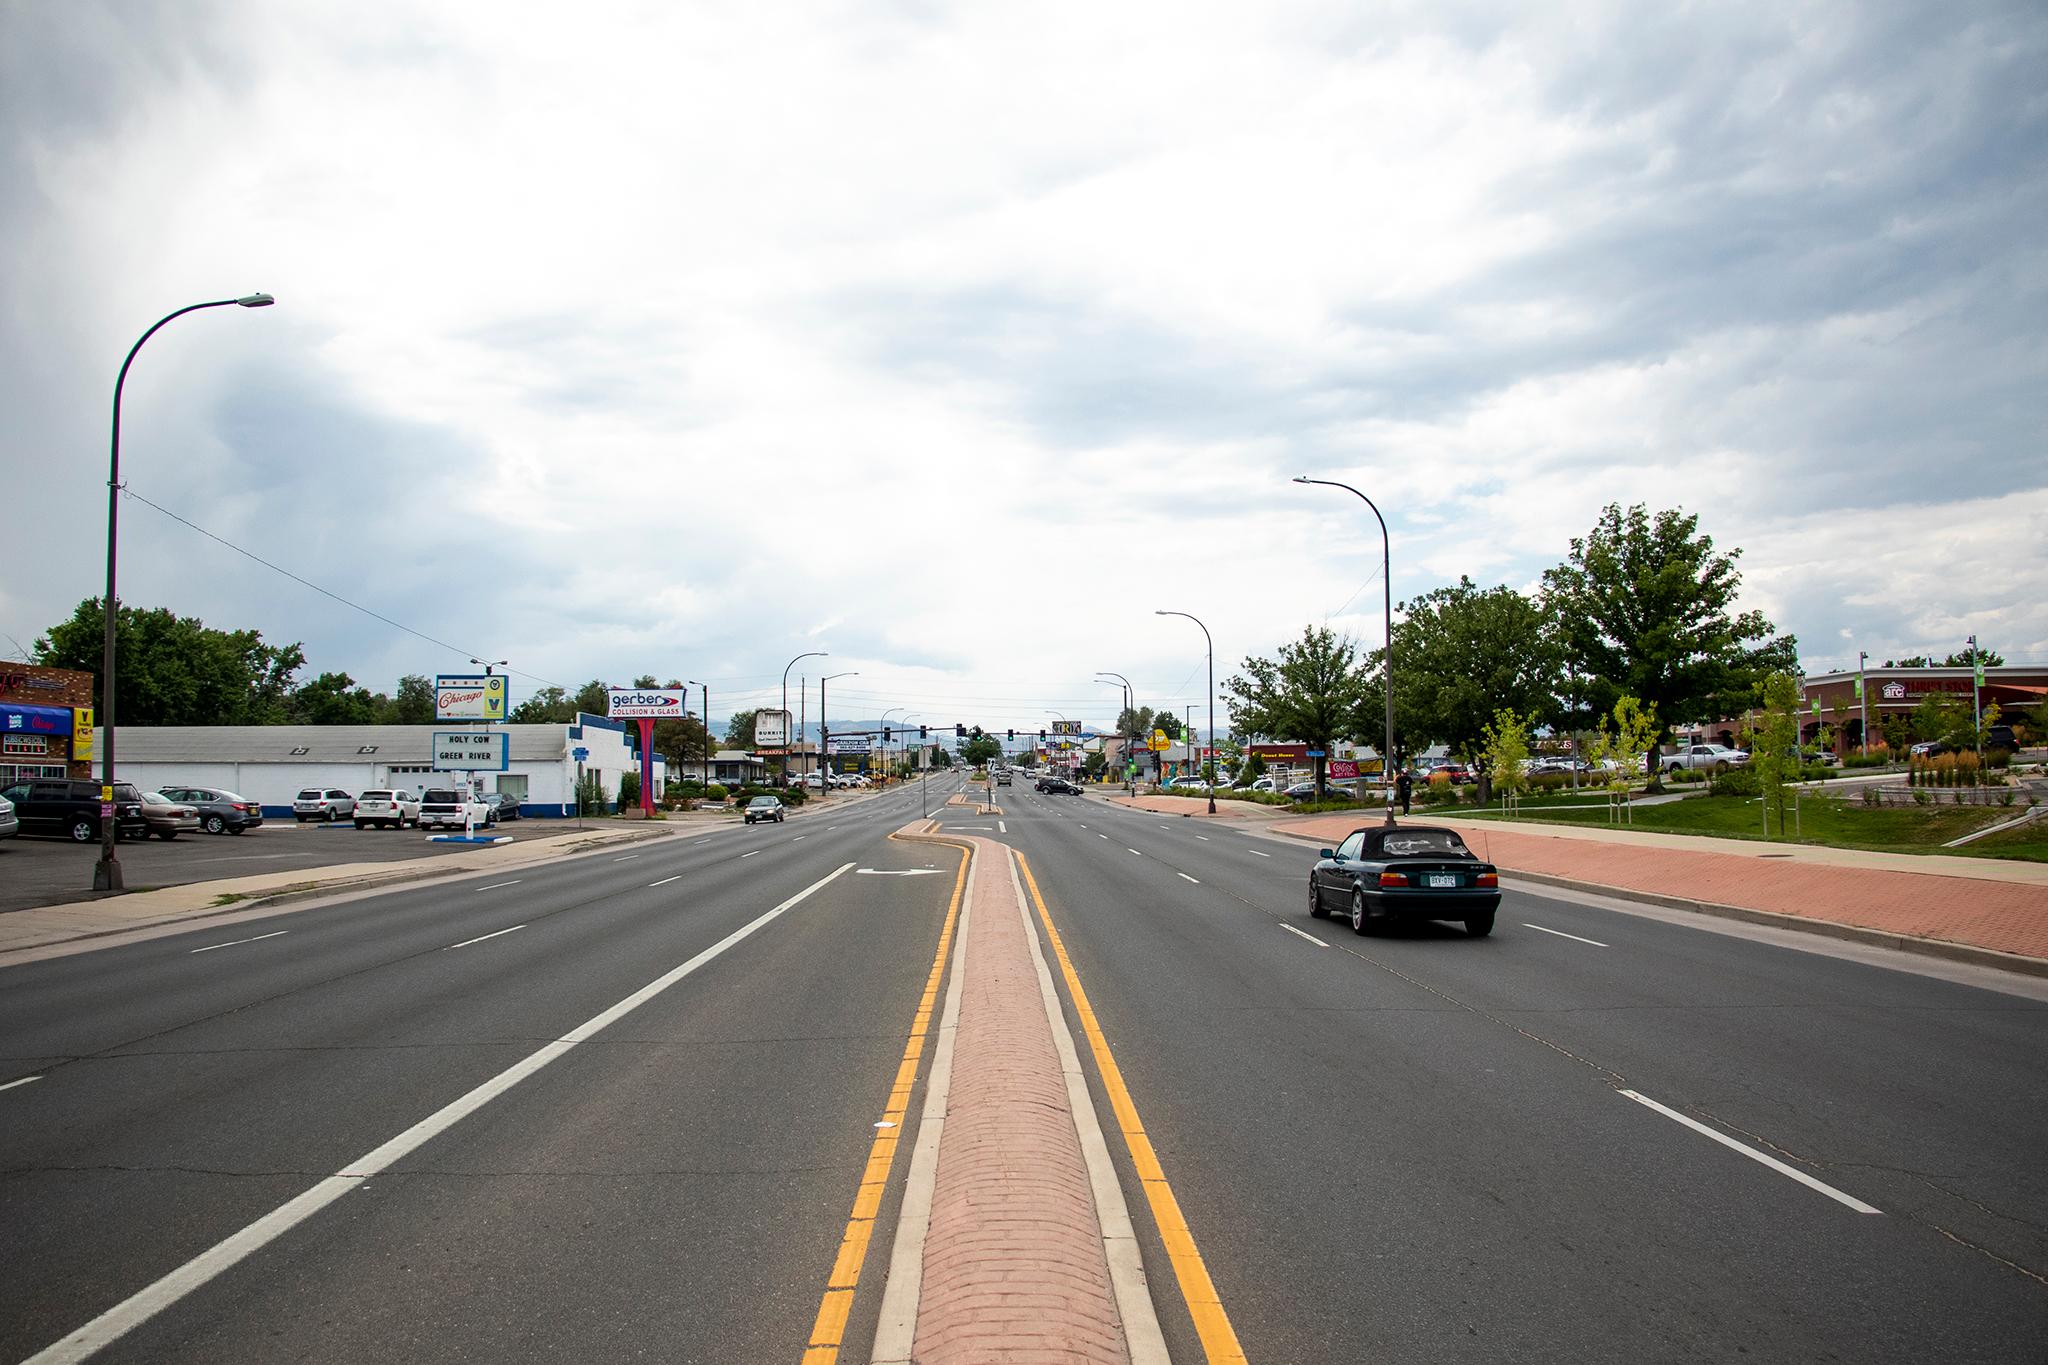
xmin=294 ymin=788 xmax=357 ymax=822
xmin=353 ymin=790 xmax=420 ymax=829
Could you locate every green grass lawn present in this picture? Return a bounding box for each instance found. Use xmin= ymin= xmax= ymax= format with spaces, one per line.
xmin=1458 ymin=792 xmax=2044 ymax=858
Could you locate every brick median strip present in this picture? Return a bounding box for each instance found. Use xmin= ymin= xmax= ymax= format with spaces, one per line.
xmin=896 ymin=826 xmax=1135 ymax=1365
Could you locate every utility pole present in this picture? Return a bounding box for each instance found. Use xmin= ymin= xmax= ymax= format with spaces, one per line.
xmin=1857 ymin=651 xmax=1869 ymax=757
xmin=1969 ymin=635 xmax=1982 ymax=753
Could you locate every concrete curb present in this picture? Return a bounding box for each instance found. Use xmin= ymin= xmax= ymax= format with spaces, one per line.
xmin=1263 ymin=824 xmax=2048 ymax=979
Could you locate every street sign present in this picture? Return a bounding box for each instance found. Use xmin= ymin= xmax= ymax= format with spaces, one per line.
xmin=607 ymin=688 xmax=687 ymax=719
xmin=756 ymin=708 xmax=792 ymax=748
xmin=433 ymin=730 xmax=510 ymax=771
xmin=435 ymin=675 xmax=506 ymax=721
xmin=1306 ymin=748 xmax=1327 ymax=758
xmin=572 ymin=746 xmax=590 ymax=762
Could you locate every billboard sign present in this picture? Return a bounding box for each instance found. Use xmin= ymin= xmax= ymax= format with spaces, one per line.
xmin=756 ymin=708 xmax=791 ymax=749
xmin=827 ymin=736 xmax=871 ymax=755
xmin=1050 ymin=719 xmax=1082 ymax=736
xmin=432 ymin=730 xmax=509 ymax=771
xmin=436 ymin=675 xmax=507 ymax=721
xmin=607 ymin=688 xmax=688 ymax=719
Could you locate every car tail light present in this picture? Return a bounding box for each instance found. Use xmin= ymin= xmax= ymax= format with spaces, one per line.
xmin=239 ymin=803 xmax=258 ymax=813
xmin=1475 ymin=872 xmax=1498 ymax=888
xmin=1378 ymin=871 xmax=1409 ymax=887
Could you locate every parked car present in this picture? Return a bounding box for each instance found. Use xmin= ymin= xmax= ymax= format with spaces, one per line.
xmin=353 ymin=790 xmax=420 ymax=829
xmin=138 ymin=790 xmax=201 ymax=840
xmin=488 ymin=791 xmax=523 ymax=821
xmin=157 ymin=786 xmax=264 ymax=834
xmin=1284 ymin=781 xmax=1319 ymax=800
xmin=293 ymin=788 xmax=357 ymax=822
xmin=418 ymin=788 xmax=498 ymax=831
xmin=744 ymin=795 xmax=786 ymax=824
xmin=1165 ymin=775 xmax=1213 ymax=790
xmin=0 ymin=779 xmax=148 ymax=843
xmin=1430 ymin=762 xmax=1475 ymax=785
xmin=1908 ymin=740 xmax=1946 ymax=758
xmin=1036 ymin=777 xmax=1083 ymax=794
xmin=1663 ymin=743 xmax=1750 ymax=775
xmin=0 ymin=792 xmax=18 ymax=840
xmin=1236 ymin=776 xmax=1278 ymax=793
xmin=1985 ymin=725 xmax=2017 ymax=754
xmin=1308 ymin=825 xmax=1501 ymax=937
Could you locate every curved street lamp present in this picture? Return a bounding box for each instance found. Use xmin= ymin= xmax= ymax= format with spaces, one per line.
xmin=818 ymin=671 xmax=858 ymax=797
xmin=96 ymin=293 xmax=274 ymax=892
xmin=780 ymin=651 xmax=827 ymax=786
xmin=1293 ymin=476 xmax=1397 ymax=826
xmin=1155 ymin=610 xmax=1217 ymax=815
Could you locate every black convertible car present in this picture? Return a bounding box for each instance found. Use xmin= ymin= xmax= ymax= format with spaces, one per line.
xmin=1308 ymin=825 xmax=1500 ymax=937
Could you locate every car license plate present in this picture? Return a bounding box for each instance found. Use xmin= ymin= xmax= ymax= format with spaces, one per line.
xmin=1426 ymin=874 xmax=1459 ymax=888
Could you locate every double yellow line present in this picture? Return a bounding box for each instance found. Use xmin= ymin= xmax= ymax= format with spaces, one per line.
xmin=800 ymin=835 xmax=968 ymax=1364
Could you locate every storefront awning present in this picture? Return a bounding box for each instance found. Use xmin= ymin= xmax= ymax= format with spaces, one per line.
xmin=0 ymin=703 xmax=74 ymax=736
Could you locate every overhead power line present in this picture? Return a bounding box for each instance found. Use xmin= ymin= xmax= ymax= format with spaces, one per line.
xmin=120 ymin=485 xmax=566 ymax=692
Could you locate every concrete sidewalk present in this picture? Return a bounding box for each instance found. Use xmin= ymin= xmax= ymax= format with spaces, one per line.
xmin=1273 ymin=808 xmax=2048 ymax=972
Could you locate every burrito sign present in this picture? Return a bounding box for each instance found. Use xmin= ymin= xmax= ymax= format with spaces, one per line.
xmin=607 ymin=689 xmax=687 ymax=719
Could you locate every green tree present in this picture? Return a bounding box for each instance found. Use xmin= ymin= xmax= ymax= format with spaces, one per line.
xmin=725 ymin=709 xmax=761 ymax=748
xmin=1479 ymin=708 xmax=1532 ymax=809
xmin=288 ymin=671 xmax=379 ymax=725
xmin=1224 ymin=625 xmax=1376 ymax=799
xmin=572 ymin=679 xmax=610 ymax=717
xmin=1910 ymin=692 xmax=1971 ymax=748
xmin=1372 ymin=576 xmax=1560 ymax=762
xmin=1749 ymin=673 xmax=1801 ymax=836
xmin=1083 ymin=749 xmax=1107 ymax=780
xmin=961 ymin=727 xmax=1001 ymax=767
xmin=1886 ymin=650 xmax=2005 ymax=668
xmin=1586 ymin=695 xmax=1660 ymax=822
xmin=1154 ymin=711 xmax=1184 ymax=742
xmin=381 ymin=674 xmax=435 ymax=726
xmin=509 ymin=686 xmax=576 ymax=723
xmin=655 ymin=715 xmax=713 ymax=778
xmin=1542 ymin=504 xmax=1796 ymax=790
xmin=35 ymin=597 xmax=305 ymax=725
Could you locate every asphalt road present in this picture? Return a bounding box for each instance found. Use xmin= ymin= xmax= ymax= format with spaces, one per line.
xmin=5 ymin=771 xmax=2044 ymax=1363
xmin=987 ymin=782 xmax=2048 ymax=1363
xmin=0 ymin=777 xmax=963 ymax=1363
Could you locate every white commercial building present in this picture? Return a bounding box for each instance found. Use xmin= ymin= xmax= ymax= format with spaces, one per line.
xmin=95 ymin=714 xmax=661 ymax=817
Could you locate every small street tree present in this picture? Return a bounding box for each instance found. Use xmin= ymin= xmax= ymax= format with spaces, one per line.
xmin=1749 ymin=672 xmax=1801 ymax=836
xmin=1586 ymin=695 xmax=1659 ymax=823
xmin=1478 ymin=708 xmax=1532 ymax=811
xmin=1224 ymin=626 xmax=1376 ymax=800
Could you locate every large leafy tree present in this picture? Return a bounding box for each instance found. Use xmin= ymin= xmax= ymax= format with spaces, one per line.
xmin=1224 ymin=625 xmax=1376 ymax=798
xmin=509 ymin=686 xmax=576 ymax=723
xmin=36 ymin=597 xmax=304 ymax=725
xmin=381 ymin=673 xmax=436 ymax=726
xmin=725 ymin=708 xmax=761 ymax=748
xmin=1368 ymin=577 xmax=1561 ymax=761
xmin=1542 ymin=504 xmax=1795 ymax=787
xmin=287 ymin=671 xmax=380 ymax=725
xmin=960 ymin=726 xmax=1002 ymax=767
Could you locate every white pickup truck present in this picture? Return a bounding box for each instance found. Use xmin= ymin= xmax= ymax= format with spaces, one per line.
xmin=1662 ymin=743 xmax=1751 ymax=775
xmin=418 ymin=786 xmax=499 ymax=831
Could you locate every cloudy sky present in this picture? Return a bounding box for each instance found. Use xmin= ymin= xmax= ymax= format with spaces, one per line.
xmin=3 ymin=0 xmax=2043 ymax=735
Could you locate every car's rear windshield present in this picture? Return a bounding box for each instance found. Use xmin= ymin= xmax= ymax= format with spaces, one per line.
xmin=297 ymin=790 xmax=321 ymax=799
xmin=361 ymin=791 xmax=393 ymax=800
xmin=423 ymin=790 xmax=460 ymax=803
xmin=1379 ymin=831 xmax=1470 ymax=857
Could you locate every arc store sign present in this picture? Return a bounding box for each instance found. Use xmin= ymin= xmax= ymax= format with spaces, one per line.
xmin=607 ymin=689 xmax=688 ymax=719
xmin=435 ymin=675 xmax=507 ymax=721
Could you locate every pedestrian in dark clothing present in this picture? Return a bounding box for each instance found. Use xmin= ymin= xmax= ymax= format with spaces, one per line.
xmin=1396 ymin=769 xmax=1413 ymax=815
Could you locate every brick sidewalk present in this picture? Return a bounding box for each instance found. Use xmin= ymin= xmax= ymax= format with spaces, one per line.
xmin=1272 ymin=811 xmax=2048 ymax=966
xmin=912 ymin=833 xmax=1129 ymax=1363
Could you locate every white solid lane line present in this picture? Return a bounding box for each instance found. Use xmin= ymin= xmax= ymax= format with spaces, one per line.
xmin=1619 ymin=1090 xmax=1881 ymax=1214
xmin=649 ymin=875 xmax=681 ymax=887
xmin=1523 ymin=922 xmax=1609 ymax=947
xmin=1 ymin=1076 xmax=42 ymax=1093
xmin=446 ymin=925 xmax=526 ymax=950
xmin=1177 ymin=873 xmax=1199 ymax=884
xmin=613 ymin=854 xmax=639 ymax=862
xmin=740 ymin=850 xmax=759 ymax=859
xmin=1247 ymin=849 xmax=1271 ymax=858
xmin=1281 ymin=924 xmax=1329 ymax=948
xmin=190 ymin=930 xmax=288 ymax=955
xmin=23 ymin=862 xmax=860 ymax=1365
xmin=475 ymin=880 xmax=523 ymax=892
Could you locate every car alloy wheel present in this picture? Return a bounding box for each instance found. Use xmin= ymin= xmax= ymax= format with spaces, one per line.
xmin=69 ymin=818 xmax=96 ymax=843
xmin=1309 ymin=880 xmax=1328 ymax=919
xmin=1351 ymin=888 xmax=1370 ymax=935
xmin=204 ymin=815 xmax=226 ymax=834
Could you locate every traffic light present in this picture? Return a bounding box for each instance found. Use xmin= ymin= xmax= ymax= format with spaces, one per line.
xmin=956 ymin=724 xmax=967 ymax=738
xmin=1038 ymin=729 xmax=1046 ymax=741
xmin=881 ymin=727 xmax=891 ymax=741
xmin=1007 ymin=728 xmax=1015 ymax=741
xmin=919 ymin=725 xmax=928 ymax=739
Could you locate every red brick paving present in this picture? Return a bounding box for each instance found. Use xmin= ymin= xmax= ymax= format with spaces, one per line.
xmin=912 ymin=835 xmax=1129 ymax=1364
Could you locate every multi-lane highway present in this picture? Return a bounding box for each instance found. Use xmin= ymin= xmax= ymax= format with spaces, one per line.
xmin=3 ymin=775 xmax=2044 ymax=1362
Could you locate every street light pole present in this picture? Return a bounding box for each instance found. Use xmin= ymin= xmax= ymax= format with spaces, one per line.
xmin=1293 ymin=476 xmax=1397 ymax=827
xmin=1857 ymin=651 xmax=1869 ymax=757
xmin=96 ymin=292 xmax=274 ymax=893
xmin=1096 ymin=671 xmax=1135 ymax=787
xmin=781 ymin=651 xmax=826 ymax=788
xmin=687 ymin=679 xmax=711 ymax=785
xmin=1968 ymin=635 xmax=1982 ymax=754
xmin=1155 ymin=611 xmax=1217 ymax=815
xmin=820 ymin=671 xmax=857 ymax=799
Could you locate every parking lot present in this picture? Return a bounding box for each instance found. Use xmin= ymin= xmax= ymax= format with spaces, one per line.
xmin=0 ymin=819 xmax=596 ymax=915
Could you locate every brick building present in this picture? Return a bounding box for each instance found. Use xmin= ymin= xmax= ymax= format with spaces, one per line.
xmin=0 ymin=664 xmax=95 ymax=784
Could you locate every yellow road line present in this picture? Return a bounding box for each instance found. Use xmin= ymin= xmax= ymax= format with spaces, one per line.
xmin=1015 ymin=851 xmax=1249 ymax=1364
xmin=800 ymin=834 xmax=970 ymax=1364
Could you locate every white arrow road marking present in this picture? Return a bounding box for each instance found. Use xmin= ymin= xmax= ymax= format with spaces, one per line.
xmin=857 ymin=869 xmax=948 ymax=876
